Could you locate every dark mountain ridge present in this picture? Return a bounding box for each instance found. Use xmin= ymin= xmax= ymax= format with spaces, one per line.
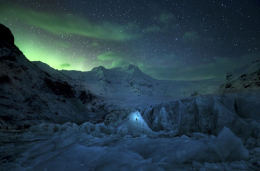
xmin=0 ymin=23 xmax=98 ymax=130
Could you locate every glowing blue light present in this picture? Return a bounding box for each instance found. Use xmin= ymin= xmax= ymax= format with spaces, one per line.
xmin=130 ymin=111 xmax=141 ymax=121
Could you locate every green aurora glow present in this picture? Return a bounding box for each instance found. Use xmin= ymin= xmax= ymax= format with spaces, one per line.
xmin=0 ymin=1 xmax=259 ymax=81
xmin=0 ymin=3 xmax=138 ymax=72
xmin=14 ymin=33 xmax=91 ymax=71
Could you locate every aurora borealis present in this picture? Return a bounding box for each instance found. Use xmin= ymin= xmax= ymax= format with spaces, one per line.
xmin=0 ymin=0 xmax=260 ymax=80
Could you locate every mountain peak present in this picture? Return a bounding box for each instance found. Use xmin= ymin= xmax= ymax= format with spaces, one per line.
xmin=91 ymin=66 xmax=106 ymax=72
xmin=127 ymin=64 xmax=138 ymax=69
xmin=0 ymin=23 xmax=15 ymax=46
xmin=125 ymin=64 xmax=141 ymax=72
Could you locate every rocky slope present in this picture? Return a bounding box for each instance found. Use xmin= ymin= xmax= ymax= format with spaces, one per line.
xmin=0 ymin=23 xmax=99 ymax=130
xmin=220 ymin=60 xmax=260 ymax=92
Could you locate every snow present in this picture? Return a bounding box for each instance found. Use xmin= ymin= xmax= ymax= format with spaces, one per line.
xmin=219 ymin=60 xmax=260 ymax=92
xmin=58 ymin=64 xmax=223 ymax=102
xmin=231 ymin=60 xmax=260 ymax=79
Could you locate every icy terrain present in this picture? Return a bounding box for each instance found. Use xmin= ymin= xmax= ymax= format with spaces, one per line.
xmin=1 ymin=92 xmax=260 ymax=170
xmin=35 ymin=61 xmax=222 ymax=104
xmin=1 ymin=114 xmax=258 ymax=171
xmin=1 ymin=23 xmax=260 ymax=170
xmin=60 ymin=64 xmax=222 ymax=97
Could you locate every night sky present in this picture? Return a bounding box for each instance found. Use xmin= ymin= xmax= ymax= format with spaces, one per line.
xmin=0 ymin=0 xmax=260 ymax=80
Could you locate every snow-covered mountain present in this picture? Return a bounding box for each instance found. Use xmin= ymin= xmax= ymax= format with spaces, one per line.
xmin=1 ymin=23 xmax=260 ymax=171
xmin=61 ymin=64 xmax=223 ymax=98
xmin=61 ymin=64 xmax=157 ymax=96
xmin=34 ymin=61 xmax=222 ymax=101
xmin=220 ymin=60 xmax=260 ymax=92
xmin=0 ymin=23 xmax=98 ymax=129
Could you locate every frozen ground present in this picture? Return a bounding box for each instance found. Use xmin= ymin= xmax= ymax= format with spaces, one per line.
xmin=1 ymin=119 xmax=259 ymax=171
xmin=2 ymin=91 xmax=260 ymax=171
xmin=1 ymin=95 xmax=260 ymax=171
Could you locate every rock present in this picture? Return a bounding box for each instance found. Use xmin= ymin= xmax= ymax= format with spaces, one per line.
xmin=0 ymin=75 xmax=11 ymax=84
xmin=79 ymin=91 xmax=93 ymax=104
xmin=219 ymin=60 xmax=260 ymax=92
xmin=44 ymin=77 xmax=75 ymax=98
xmin=226 ymin=73 xmax=232 ymax=81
